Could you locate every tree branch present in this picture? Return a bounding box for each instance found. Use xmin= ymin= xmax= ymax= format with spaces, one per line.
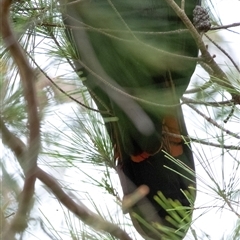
xmin=204 ymin=33 xmax=240 ymax=73
xmin=0 ymin=117 xmax=132 ymax=240
xmin=0 ymin=0 xmax=41 ymax=236
xmin=28 ymin=51 xmax=108 ymax=114
xmin=36 ymin=168 xmax=133 ymax=240
xmin=0 ymin=116 xmax=37 ymax=238
xmin=186 ymin=103 xmax=240 ymax=140
xmin=163 ymin=0 xmax=239 ymax=97
xmin=162 ymin=130 xmax=240 ymax=150
xmin=182 ymin=96 xmax=234 ymax=107
xmin=211 ymin=22 xmax=240 ymax=31
xmin=0 ymin=0 xmax=40 ymax=173
xmin=184 ymin=80 xmax=213 ymax=94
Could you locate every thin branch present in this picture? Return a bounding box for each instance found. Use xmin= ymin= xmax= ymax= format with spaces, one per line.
xmin=164 ymin=0 xmax=238 ymax=96
xmin=204 ymin=33 xmax=240 ymax=73
xmin=0 ymin=117 xmax=133 ymax=240
xmin=184 ymin=80 xmax=213 ymax=94
xmin=184 ymin=94 xmax=238 ymax=124
xmin=162 ymin=130 xmax=240 ymax=150
xmin=182 ymin=96 xmax=234 ymax=107
xmin=31 ymin=57 xmax=108 ymax=114
xmin=63 ymin=7 xmax=199 ymax=110
xmin=220 ymin=192 xmax=240 ymax=218
xmin=186 ymin=103 xmax=240 ymax=140
xmin=63 ymin=22 xmax=190 ymax=36
xmin=223 ymin=104 xmax=235 ymax=123
xmin=36 ymin=168 xmax=133 ymax=240
xmin=211 ymin=22 xmax=240 ymax=31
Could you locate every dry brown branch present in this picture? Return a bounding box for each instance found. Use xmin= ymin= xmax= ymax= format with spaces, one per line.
xmin=0 ymin=117 xmax=133 ymax=240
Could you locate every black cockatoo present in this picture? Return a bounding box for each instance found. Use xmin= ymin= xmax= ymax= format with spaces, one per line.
xmin=61 ymin=0 xmax=199 ymax=239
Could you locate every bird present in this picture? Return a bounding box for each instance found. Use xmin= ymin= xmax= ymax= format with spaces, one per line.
xmin=62 ymin=0 xmax=199 ymax=239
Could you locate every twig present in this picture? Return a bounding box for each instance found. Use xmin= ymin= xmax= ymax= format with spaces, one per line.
xmin=211 ymin=22 xmax=240 ymax=31
xmin=204 ymin=33 xmax=240 ymax=73
xmin=218 ymin=190 xmax=240 ymax=218
xmin=162 ymin=130 xmax=240 ymax=150
xmin=223 ymin=103 xmax=235 ymax=123
xmin=183 ymin=94 xmax=237 ymax=124
xmin=31 ymin=56 xmax=108 ymax=114
xmin=186 ymin=103 xmax=240 ymax=139
xmin=36 ymin=168 xmax=133 ymax=240
xmin=182 ymin=96 xmax=234 ymax=107
xmin=163 ymin=0 xmax=238 ymax=95
xmin=0 ymin=118 xmax=132 ymax=240
xmin=191 ymin=227 xmax=199 ymax=240
xmin=184 ymin=80 xmax=213 ymax=94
